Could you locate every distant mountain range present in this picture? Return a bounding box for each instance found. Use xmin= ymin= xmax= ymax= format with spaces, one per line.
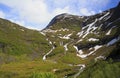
xmin=0 ymin=2 xmax=120 ymax=78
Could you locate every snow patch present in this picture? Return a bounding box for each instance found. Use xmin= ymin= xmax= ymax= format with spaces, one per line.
xmin=64 ymin=43 xmax=69 ymax=51
xmin=59 ymin=33 xmax=72 ymax=39
xmin=20 ymin=29 xmax=24 ymax=31
xmin=82 ymin=19 xmax=98 ymax=38
xmin=88 ymin=38 xmax=99 ymax=41
xmin=106 ymin=26 xmax=116 ymax=35
xmin=73 ymin=46 xmax=78 ymax=52
xmin=43 ymin=46 xmax=55 ymax=60
xmin=98 ymin=24 xmax=103 ymax=30
xmin=74 ymin=64 xmax=86 ymax=78
xmin=43 ymin=39 xmax=55 ymax=60
xmin=49 ymin=41 xmax=52 ymax=45
xmin=77 ymin=31 xmax=84 ymax=37
xmin=57 ymin=28 xmax=69 ymax=32
xmin=40 ymin=32 xmax=46 ymax=36
xmin=99 ymin=12 xmax=110 ymax=20
xmin=89 ymin=47 xmax=93 ymax=50
xmin=77 ymin=39 xmax=83 ymax=43
xmin=43 ymin=28 xmax=69 ymax=33
xmin=77 ymin=19 xmax=98 ymax=39
xmin=95 ymin=56 xmax=106 ymax=61
xmin=76 ymin=45 xmax=102 ymax=58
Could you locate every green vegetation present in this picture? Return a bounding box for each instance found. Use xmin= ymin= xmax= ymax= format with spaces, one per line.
xmin=0 ymin=60 xmax=79 ymax=78
xmin=29 ymin=72 xmax=57 ymax=78
xmin=50 ymin=19 xmax=82 ymax=31
xmin=0 ymin=18 xmax=51 ymax=63
xmin=78 ymin=60 xmax=120 ymax=78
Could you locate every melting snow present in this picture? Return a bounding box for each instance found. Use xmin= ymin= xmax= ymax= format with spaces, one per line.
xmin=105 ymin=15 xmax=111 ymax=21
xmin=77 ymin=19 xmax=98 ymax=39
xmin=64 ymin=43 xmax=69 ymax=51
xmin=99 ymin=12 xmax=110 ymax=20
xmin=43 ymin=46 xmax=55 ymax=60
xmin=95 ymin=56 xmax=106 ymax=61
xmin=43 ymin=28 xmax=69 ymax=33
xmin=75 ymin=64 xmax=86 ymax=69
xmin=59 ymin=33 xmax=72 ymax=39
xmin=106 ymin=29 xmax=112 ymax=35
xmin=82 ymin=19 xmax=98 ymax=38
xmin=43 ymin=39 xmax=55 ymax=60
xmin=78 ymin=50 xmax=83 ymax=55
xmin=107 ymin=37 xmax=120 ymax=46
xmin=76 ymin=45 xmax=102 ymax=58
xmin=58 ymin=28 xmax=69 ymax=32
xmin=20 ymin=29 xmax=24 ymax=31
xmin=74 ymin=64 xmax=86 ymax=78
xmin=98 ymin=24 xmax=103 ymax=30
xmin=106 ymin=26 xmax=116 ymax=35
xmin=77 ymin=39 xmax=83 ymax=43
xmin=88 ymin=38 xmax=99 ymax=41
xmin=49 ymin=41 xmax=52 ymax=45
xmin=89 ymin=47 xmax=93 ymax=50
xmin=77 ymin=31 xmax=84 ymax=37
xmin=73 ymin=46 xmax=78 ymax=52
xmin=93 ymin=45 xmax=102 ymax=52
xmin=40 ymin=32 xmax=46 ymax=36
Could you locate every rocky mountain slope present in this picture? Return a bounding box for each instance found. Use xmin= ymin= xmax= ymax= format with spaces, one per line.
xmin=41 ymin=3 xmax=120 ymax=77
xmin=0 ymin=2 xmax=120 ymax=78
xmin=42 ymin=2 xmax=120 ymax=63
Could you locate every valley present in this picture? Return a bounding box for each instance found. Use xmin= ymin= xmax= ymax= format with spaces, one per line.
xmin=0 ymin=2 xmax=120 ymax=78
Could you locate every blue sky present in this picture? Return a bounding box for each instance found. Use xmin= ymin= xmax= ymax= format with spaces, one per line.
xmin=0 ymin=0 xmax=120 ymax=30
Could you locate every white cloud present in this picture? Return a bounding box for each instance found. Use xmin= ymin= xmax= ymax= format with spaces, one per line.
xmin=0 ymin=0 xmax=72 ymax=30
xmin=0 ymin=11 xmax=5 ymax=18
xmin=80 ymin=8 xmax=95 ymax=16
xmin=1 ymin=0 xmax=50 ymax=23
xmin=0 ymin=0 xmax=110 ymax=30
xmin=53 ymin=6 xmax=70 ymax=15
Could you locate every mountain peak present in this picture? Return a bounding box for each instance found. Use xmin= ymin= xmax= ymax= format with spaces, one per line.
xmin=52 ymin=13 xmax=75 ymax=20
xmin=46 ymin=13 xmax=83 ymax=29
xmin=107 ymin=2 xmax=120 ymax=22
xmin=117 ymin=1 xmax=120 ymax=7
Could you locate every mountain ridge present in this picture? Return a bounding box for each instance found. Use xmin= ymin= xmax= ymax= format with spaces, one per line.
xmin=41 ymin=2 xmax=120 ymax=69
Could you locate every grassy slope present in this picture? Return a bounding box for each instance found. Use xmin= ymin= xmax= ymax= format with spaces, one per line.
xmin=0 ymin=18 xmax=82 ymax=78
xmin=0 ymin=18 xmax=52 ymax=63
xmin=78 ymin=60 xmax=120 ymax=78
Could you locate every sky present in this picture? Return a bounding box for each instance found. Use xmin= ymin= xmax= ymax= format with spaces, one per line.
xmin=0 ymin=0 xmax=120 ymax=30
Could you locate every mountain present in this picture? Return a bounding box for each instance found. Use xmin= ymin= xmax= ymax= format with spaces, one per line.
xmin=41 ymin=2 xmax=120 ymax=78
xmin=0 ymin=2 xmax=120 ymax=78
xmin=42 ymin=2 xmax=120 ymax=62
xmin=0 ymin=18 xmax=51 ymax=62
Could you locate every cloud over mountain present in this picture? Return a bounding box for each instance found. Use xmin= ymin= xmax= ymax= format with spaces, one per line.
xmin=0 ymin=0 xmax=118 ymax=30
